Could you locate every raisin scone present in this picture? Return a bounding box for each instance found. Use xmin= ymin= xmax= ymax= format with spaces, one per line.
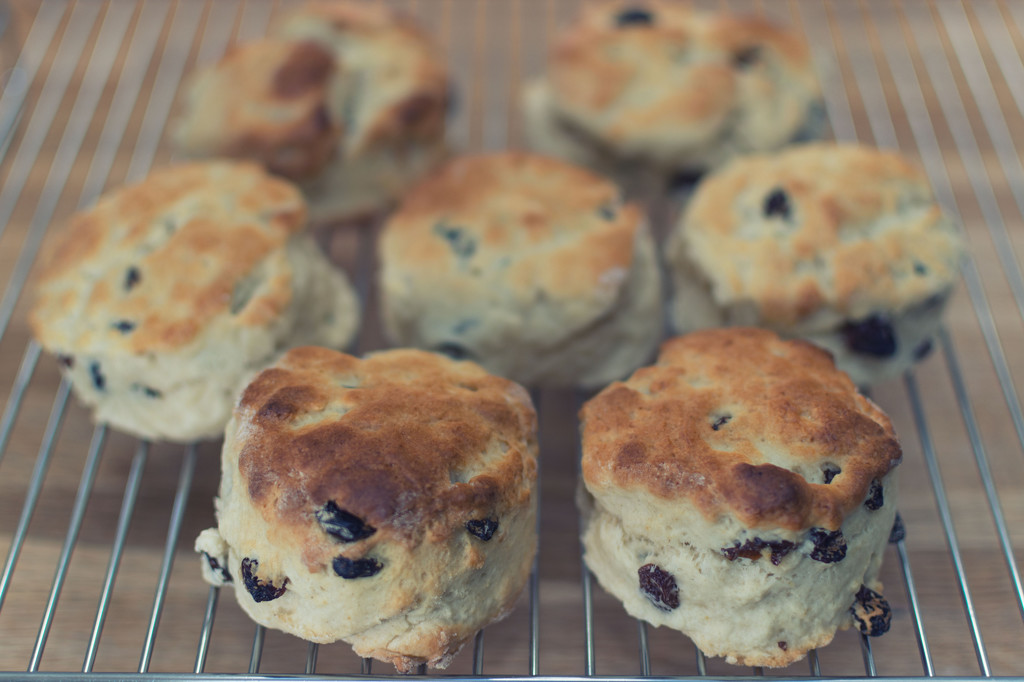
xmin=378 ymin=152 xmax=663 ymax=389
xmin=196 ymin=346 xmax=538 ymax=672
xmin=665 ymin=143 xmax=964 ymax=386
xmin=174 ymin=1 xmax=449 ymax=226
xmin=29 ymin=161 xmax=359 ymax=443
xmin=579 ymin=328 xmax=902 ymax=667
xmin=523 ymin=1 xmax=824 ymax=194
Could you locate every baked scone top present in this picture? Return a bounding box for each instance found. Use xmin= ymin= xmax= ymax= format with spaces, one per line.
xmin=581 ymin=328 xmax=901 ymax=531
xmin=381 ymin=152 xmax=644 ymax=308
xmin=278 ymin=2 xmax=448 ymax=153
xmin=175 ymin=2 xmax=447 ymax=176
xmin=235 ymin=347 xmax=537 ymax=560
xmin=674 ymin=143 xmax=964 ymax=326
xmin=31 ymin=161 xmax=306 ymax=354
xmin=547 ymin=1 xmax=818 ymax=153
xmin=175 ymin=39 xmax=342 ymax=179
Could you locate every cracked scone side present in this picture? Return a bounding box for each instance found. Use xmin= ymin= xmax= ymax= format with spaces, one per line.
xmin=29 ymin=161 xmax=359 ymax=442
xmin=379 ymin=152 xmax=663 ymax=388
xmin=579 ymin=328 xmax=901 ymax=666
xmin=198 ymin=347 xmax=538 ymax=672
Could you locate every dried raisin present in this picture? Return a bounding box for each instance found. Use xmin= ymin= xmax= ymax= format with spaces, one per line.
xmin=808 ymin=528 xmax=847 ymax=563
xmin=333 ymin=556 xmax=383 ymax=579
xmin=112 ymin=320 xmax=135 ymax=333
xmin=913 ymin=339 xmax=934 ymax=361
xmin=453 ymin=318 xmax=479 ymax=335
xmin=889 ymin=514 xmax=906 ymax=544
xmin=132 ymin=383 xmax=162 ymax=398
xmin=90 ymin=362 xmax=105 ymax=391
xmin=616 ymin=7 xmax=654 ymax=26
xmin=850 ymin=585 xmax=891 ymax=637
xmin=734 ymin=46 xmax=761 ymax=68
xmin=435 ymin=343 xmax=473 ymax=361
xmin=864 ymin=479 xmax=884 ymax=510
xmin=230 ymin=273 xmax=261 ymax=314
xmin=822 ymin=465 xmax=841 ymax=484
xmin=638 ymin=564 xmax=679 ymax=611
xmin=432 ymin=222 xmax=476 ymax=259
xmin=203 ymin=552 xmax=233 ymax=583
xmin=466 ymin=518 xmax=499 ymax=541
xmin=241 ymin=558 xmax=287 ymax=602
xmin=721 ymin=538 xmax=795 ymax=566
xmin=710 ymin=414 xmax=731 ymax=431
xmin=763 ymin=188 xmax=791 ymax=220
xmin=124 ymin=267 xmax=141 ymax=290
xmin=841 ymin=315 xmax=897 ymax=357
xmin=777 ymin=641 xmax=788 ymax=651
xmin=316 ymin=501 xmax=376 ymax=543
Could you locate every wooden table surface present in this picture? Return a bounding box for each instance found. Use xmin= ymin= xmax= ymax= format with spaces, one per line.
xmin=2 ymin=0 xmax=1024 ymax=678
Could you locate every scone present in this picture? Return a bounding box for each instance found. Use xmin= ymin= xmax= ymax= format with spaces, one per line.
xmin=378 ymin=152 xmax=663 ymax=389
xmin=196 ymin=346 xmax=538 ymax=672
xmin=665 ymin=143 xmax=964 ymax=386
xmin=579 ymin=328 xmax=902 ymax=667
xmin=29 ymin=161 xmax=359 ymax=443
xmin=523 ymin=1 xmax=824 ymax=193
xmin=174 ymin=1 xmax=449 ymax=225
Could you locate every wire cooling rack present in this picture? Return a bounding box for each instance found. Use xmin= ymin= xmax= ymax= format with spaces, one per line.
xmin=3 ymin=0 xmax=1024 ymax=679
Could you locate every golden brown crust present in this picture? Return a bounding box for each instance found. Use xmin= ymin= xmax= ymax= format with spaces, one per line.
xmin=382 ymin=153 xmax=642 ymax=303
xmin=30 ymin=161 xmax=306 ymax=354
xmin=176 ymin=2 xmax=447 ymax=180
xmin=234 ymin=346 xmax=538 ymax=567
xmin=178 ymin=40 xmax=342 ymax=179
xmin=581 ymin=328 xmax=901 ymax=532
xmin=673 ymin=143 xmax=964 ymax=326
xmin=278 ymin=1 xmax=449 ymax=152
xmin=546 ymin=1 xmax=817 ymax=152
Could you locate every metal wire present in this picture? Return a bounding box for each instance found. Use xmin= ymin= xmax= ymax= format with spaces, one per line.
xmin=83 ymin=441 xmax=149 ymax=672
xmin=894 ymin=534 xmax=935 ymax=676
xmin=863 ymin=0 xmax=1024 ymax=538
xmin=0 ymin=342 xmax=41 ymax=466
xmin=937 ymin=324 xmax=1024 ymax=622
xmin=529 ymin=390 xmax=543 ymax=677
xmin=0 ymin=1 xmax=100 ymax=245
xmin=637 ymin=621 xmax=650 ymax=677
xmin=858 ymin=636 xmax=876 ymax=677
xmin=0 ymin=1 xmax=167 ymax=346
xmin=903 ymin=5 xmax=1024 ymax=537
xmin=582 ymin=566 xmax=595 ymax=676
xmin=529 ymin=565 xmax=540 ymax=676
xmin=193 ymin=587 xmax=219 ymax=674
xmin=304 ymin=643 xmax=318 ymax=675
xmin=0 ymin=381 xmax=71 ymax=613
xmin=473 ymin=630 xmax=486 ymax=676
xmin=28 ymin=425 xmax=108 ymax=672
xmin=0 ymin=0 xmax=63 ymax=163
xmin=807 ymin=649 xmax=821 ymax=677
xmin=248 ymin=625 xmax=265 ymax=674
xmin=927 ymin=2 xmax=1024 ymax=331
xmin=138 ymin=444 xmax=199 ymax=673
xmin=693 ymin=646 xmax=706 ymax=676
xmin=903 ymin=372 xmax=991 ymax=676
xmin=0 ymin=3 xmax=132 ymax=344
xmin=971 ymin=1 xmax=1024 ymax=118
